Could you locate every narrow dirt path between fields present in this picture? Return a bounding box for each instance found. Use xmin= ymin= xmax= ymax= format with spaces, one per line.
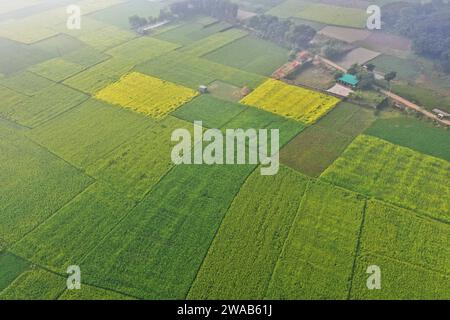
xmin=380 ymin=89 xmax=450 ymax=126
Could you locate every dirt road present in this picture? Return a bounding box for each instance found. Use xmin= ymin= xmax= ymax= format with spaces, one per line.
xmin=381 ymin=89 xmax=450 ymax=126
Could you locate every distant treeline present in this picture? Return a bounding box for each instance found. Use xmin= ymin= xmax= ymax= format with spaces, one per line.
xmin=384 ymin=1 xmax=450 ymax=72
xmin=170 ymin=0 xmax=239 ymax=21
xmin=244 ymin=15 xmax=316 ymax=50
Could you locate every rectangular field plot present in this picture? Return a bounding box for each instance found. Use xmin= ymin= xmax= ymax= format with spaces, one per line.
xmin=222 ymin=106 xmax=305 ymax=147
xmin=11 ymin=183 xmax=135 ymax=272
xmin=365 ymin=117 xmax=450 ymax=162
xmin=0 ymin=86 xmax=26 ymax=111
xmin=0 ymin=252 xmax=30 ymax=292
xmin=268 ymin=0 xmax=367 ymax=28
xmin=188 ymin=166 xmax=309 ymax=299
xmin=0 ymin=269 xmax=65 ymax=300
xmin=172 ymin=95 xmax=246 ymax=128
xmin=359 ymin=200 xmax=450 ymax=276
xmin=0 ymin=123 xmax=93 ymax=243
xmin=207 ymin=80 xmax=244 ymax=102
xmin=265 ymin=181 xmax=365 ymax=299
xmin=321 ymin=135 xmax=450 ymax=222
xmin=295 ymin=3 xmax=367 ymax=29
xmin=80 ymin=164 xmax=255 ymax=299
xmin=0 ymin=38 xmax=52 ymax=75
xmin=136 ymin=53 xmax=266 ymax=90
xmin=106 ymin=37 xmax=180 ymax=65
xmin=155 ymin=20 xmax=232 ymax=46
xmin=29 ymin=58 xmax=86 ymax=82
xmin=0 ymin=71 xmax=54 ymax=95
xmin=204 ymin=35 xmax=289 ymax=76
xmin=27 ymin=99 xmax=154 ymax=169
xmin=63 ymin=58 xmax=134 ymax=94
xmin=281 ymin=102 xmax=376 ymax=177
xmin=240 ymin=79 xmax=340 ymax=124
xmin=74 ymin=24 xmax=136 ymax=52
xmin=87 ymin=116 xmax=194 ymax=200
xmin=350 ymin=254 xmax=450 ymax=300
xmin=0 ymin=84 xmax=88 ymax=128
xmin=178 ymin=28 xmax=248 ymax=57
xmin=95 ymin=72 xmax=197 ymax=119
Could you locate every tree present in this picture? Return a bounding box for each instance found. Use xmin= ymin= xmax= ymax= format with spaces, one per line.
xmin=365 ymin=63 xmax=376 ymax=72
xmin=347 ymin=64 xmax=359 ymax=75
xmin=358 ymin=72 xmax=375 ymax=90
xmin=384 ymin=71 xmax=397 ymax=91
xmin=129 ymin=15 xmax=147 ymax=30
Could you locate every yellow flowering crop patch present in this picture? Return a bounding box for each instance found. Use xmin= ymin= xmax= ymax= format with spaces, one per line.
xmin=240 ymin=79 xmax=340 ymax=124
xmin=95 ymin=72 xmax=198 ymax=119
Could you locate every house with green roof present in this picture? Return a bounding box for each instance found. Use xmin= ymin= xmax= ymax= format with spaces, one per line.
xmin=338 ymin=74 xmax=359 ymax=88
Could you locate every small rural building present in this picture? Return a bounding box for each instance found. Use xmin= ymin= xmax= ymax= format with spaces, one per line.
xmin=338 ymin=74 xmax=359 ymax=88
xmin=432 ymin=108 xmax=450 ymax=119
xmin=198 ymin=85 xmax=208 ymax=94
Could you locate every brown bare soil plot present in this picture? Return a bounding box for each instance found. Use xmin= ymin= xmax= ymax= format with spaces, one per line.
xmin=318 ymin=26 xmax=370 ymax=43
xmin=336 ymin=47 xmax=380 ymax=69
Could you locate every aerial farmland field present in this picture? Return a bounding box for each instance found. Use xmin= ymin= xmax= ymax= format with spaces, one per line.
xmin=1 ymin=0 xmax=449 ymax=305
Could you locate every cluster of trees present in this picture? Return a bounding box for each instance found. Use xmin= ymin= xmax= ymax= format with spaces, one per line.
xmin=244 ymin=14 xmax=316 ymax=49
xmin=129 ymin=8 xmax=174 ymax=30
xmin=320 ymin=39 xmax=351 ymax=59
xmin=170 ymin=0 xmax=239 ymax=21
xmin=383 ymin=1 xmax=450 ymax=73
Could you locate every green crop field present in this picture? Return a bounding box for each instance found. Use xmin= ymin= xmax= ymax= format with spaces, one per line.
xmin=27 ymin=99 xmax=154 ymax=169
xmin=0 ymin=253 xmax=30 ymax=292
xmin=155 ymin=20 xmax=231 ymax=45
xmin=172 ymin=95 xmax=246 ymax=128
xmin=80 ymin=164 xmax=255 ymax=299
xmin=350 ymin=200 xmax=450 ymax=299
xmin=59 ymin=284 xmax=135 ymax=300
xmin=266 ymin=181 xmax=366 ymax=299
xmin=0 ymin=269 xmax=65 ymax=300
xmin=321 ymin=135 xmax=450 ymax=222
xmin=188 ymin=166 xmax=310 ymax=299
xmin=11 ymin=182 xmax=135 ymax=272
xmin=136 ymin=53 xmax=266 ymax=90
xmin=365 ymin=116 xmax=450 ymax=162
xmin=0 ymin=84 xmax=89 ymax=128
xmin=0 ymin=120 xmax=93 ymax=244
xmin=1 ymin=0 xmax=449 ymax=301
xmin=63 ymin=58 xmax=134 ymax=94
xmin=281 ymin=102 xmax=377 ymax=177
xmin=0 ymin=71 xmax=54 ymax=95
xmin=87 ymin=116 xmax=194 ymax=200
xmin=204 ymin=36 xmax=289 ymax=76
xmin=269 ymin=0 xmax=367 ymax=28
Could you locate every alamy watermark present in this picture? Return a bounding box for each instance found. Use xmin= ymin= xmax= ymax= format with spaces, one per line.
xmin=66 ymin=265 xmax=81 ymax=290
xmin=366 ymin=265 xmax=381 ymax=290
xmin=67 ymin=5 xmax=81 ymax=30
xmin=171 ymin=121 xmax=280 ymax=176
xmin=367 ymin=5 xmax=381 ymax=30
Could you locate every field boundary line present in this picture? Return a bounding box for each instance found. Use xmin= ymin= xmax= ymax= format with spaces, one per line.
xmin=346 ymin=199 xmax=367 ymax=299
xmin=10 ymin=180 xmax=95 ymax=247
xmin=24 ymin=94 xmax=91 ymax=129
xmin=262 ymin=178 xmax=312 ymax=299
xmin=184 ymin=164 xmax=259 ymax=299
xmin=2 ymin=251 xmax=141 ymax=300
xmin=23 ymin=133 xmax=96 ymax=180
xmin=358 ymin=251 xmax=450 ymax=278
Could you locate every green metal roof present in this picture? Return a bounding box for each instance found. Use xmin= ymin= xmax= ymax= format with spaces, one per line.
xmin=339 ymin=74 xmax=359 ymax=86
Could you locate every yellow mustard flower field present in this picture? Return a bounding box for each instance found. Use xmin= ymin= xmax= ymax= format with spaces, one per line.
xmin=240 ymin=79 xmax=340 ymax=124
xmin=95 ymin=72 xmax=198 ymax=119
